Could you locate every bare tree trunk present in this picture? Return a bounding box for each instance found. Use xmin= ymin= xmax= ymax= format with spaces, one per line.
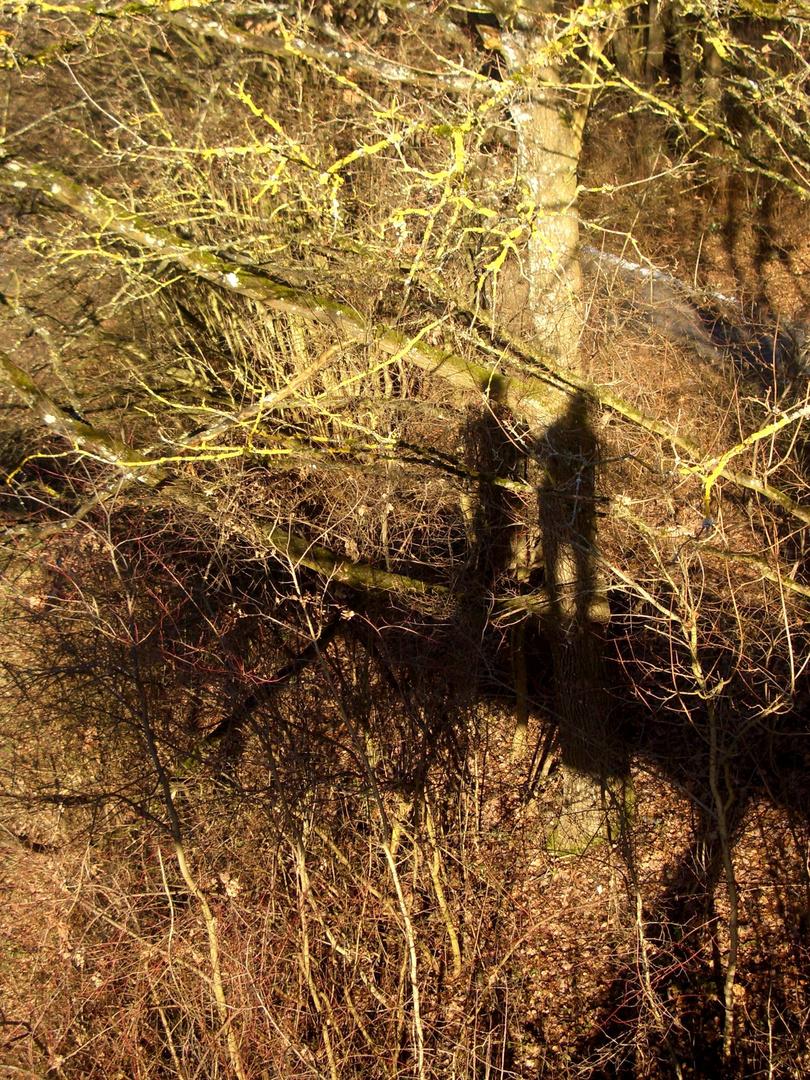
xmin=499 ymin=23 xmax=626 ymax=848
xmin=645 ymin=0 xmax=665 ymax=87
xmin=500 ymin=32 xmax=584 ymax=367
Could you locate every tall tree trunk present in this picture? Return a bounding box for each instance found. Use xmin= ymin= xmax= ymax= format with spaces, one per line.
xmin=500 ymin=24 xmax=626 ymax=849
xmin=500 ymin=33 xmax=584 ymax=367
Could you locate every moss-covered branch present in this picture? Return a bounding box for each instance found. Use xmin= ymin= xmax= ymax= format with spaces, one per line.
xmin=258 ymin=525 xmax=445 ymax=596
xmin=167 ymin=9 xmax=495 ymax=96
xmin=462 ymin=305 xmax=810 ymax=527
xmin=0 ymin=348 xmax=448 ymax=600
xmin=0 ymin=349 xmax=169 ymax=485
xmin=0 ymin=157 xmax=567 ymax=428
xmin=3 ymin=158 xmax=809 ymax=527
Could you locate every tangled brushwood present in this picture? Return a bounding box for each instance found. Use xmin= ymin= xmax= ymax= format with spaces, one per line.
xmin=1 ymin=2 xmax=809 ymax=1078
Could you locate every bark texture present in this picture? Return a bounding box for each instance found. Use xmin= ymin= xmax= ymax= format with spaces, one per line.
xmin=499 ymin=20 xmax=624 ymax=847
xmin=499 ymin=30 xmax=584 ymax=366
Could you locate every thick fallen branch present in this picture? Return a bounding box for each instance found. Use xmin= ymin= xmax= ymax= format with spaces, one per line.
xmin=2 ymin=158 xmax=809 ymax=529
xmin=0 ymin=350 xmax=167 ymax=485
xmin=0 ymin=158 xmax=566 ymax=428
xmin=167 ymin=8 xmax=495 ymax=97
xmin=0 ymin=349 xmax=447 ymax=600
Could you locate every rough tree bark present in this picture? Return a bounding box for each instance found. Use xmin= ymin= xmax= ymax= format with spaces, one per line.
xmin=491 ymin=7 xmax=626 ymax=849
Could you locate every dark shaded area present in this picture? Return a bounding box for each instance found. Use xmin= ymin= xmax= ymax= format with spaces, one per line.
xmin=539 ymin=393 xmax=627 ymax=786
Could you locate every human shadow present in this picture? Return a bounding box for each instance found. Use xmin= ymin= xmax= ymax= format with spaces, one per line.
xmin=537 ymin=390 xmax=632 ymax=850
